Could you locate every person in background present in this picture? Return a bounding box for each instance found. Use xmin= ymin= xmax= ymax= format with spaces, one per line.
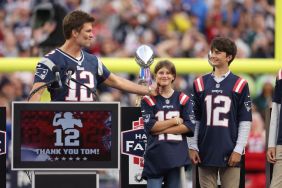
xmin=253 ymin=81 xmax=273 ymax=120
xmin=267 ymin=69 xmax=282 ymax=188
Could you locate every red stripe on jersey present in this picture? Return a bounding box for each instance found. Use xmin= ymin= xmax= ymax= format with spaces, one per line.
xmin=179 ymin=92 xmax=189 ymax=105
xmin=194 ymin=77 xmax=204 ymax=92
xmin=233 ymin=78 xmax=247 ymax=93
xmin=278 ymin=69 xmax=282 ymax=80
xmin=143 ymin=96 xmax=156 ymax=106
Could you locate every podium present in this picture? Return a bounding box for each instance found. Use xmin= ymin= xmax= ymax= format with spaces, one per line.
xmin=12 ymin=102 xmax=120 ymax=188
xmin=32 ymin=171 xmax=98 ymax=188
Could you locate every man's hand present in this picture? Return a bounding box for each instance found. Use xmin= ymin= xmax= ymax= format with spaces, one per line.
xmin=267 ymin=147 xmax=276 ymax=164
xmin=188 ymin=149 xmax=201 ymax=165
xmin=149 ymin=84 xmax=159 ymax=96
xmin=228 ymin=152 xmax=241 ymax=167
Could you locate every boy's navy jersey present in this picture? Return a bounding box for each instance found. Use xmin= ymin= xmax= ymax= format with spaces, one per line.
xmin=141 ymin=91 xmax=195 ymax=179
xmin=193 ymin=72 xmax=252 ymax=167
xmin=274 ymin=69 xmax=282 ymax=145
xmin=33 ymin=49 xmax=111 ymax=101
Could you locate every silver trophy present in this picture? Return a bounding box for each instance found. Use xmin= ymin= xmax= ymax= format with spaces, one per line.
xmin=135 ymin=45 xmax=154 ymax=106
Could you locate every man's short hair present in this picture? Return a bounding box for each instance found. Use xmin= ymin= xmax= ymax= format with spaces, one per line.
xmin=62 ymin=10 xmax=95 ymax=39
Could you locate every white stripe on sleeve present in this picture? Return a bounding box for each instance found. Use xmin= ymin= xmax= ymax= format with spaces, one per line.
xmin=233 ymin=121 xmax=251 ymax=154
xmin=187 ymin=121 xmax=200 ymax=151
xmin=268 ymin=102 xmax=281 ymax=147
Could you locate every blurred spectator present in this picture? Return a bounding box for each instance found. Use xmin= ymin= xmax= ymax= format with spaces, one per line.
xmin=251 ymin=12 xmax=271 ymax=58
xmin=245 ymin=106 xmax=266 ymax=188
xmin=182 ymin=0 xmax=208 ymax=33
xmin=0 ymin=76 xmax=16 ymax=101
xmin=30 ymin=1 xmax=67 ymax=55
xmin=205 ymin=0 xmax=223 ymax=42
xmin=253 ymin=81 xmax=274 ymax=120
xmin=181 ymin=27 xmax=209 ymax=58
xmin=0 ymin=0 xmax=275 ymax=58
xmin=1 ymin=30 xmax=18 ymax=57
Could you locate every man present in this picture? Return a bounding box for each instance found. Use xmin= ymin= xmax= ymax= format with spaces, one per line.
xmin=267 ymin=69 xmax=282 ymax=188
xmin=29 ymin=10 xmax=155 ymax=101
xmin=188 ymin=37 xmax=252 ymax=188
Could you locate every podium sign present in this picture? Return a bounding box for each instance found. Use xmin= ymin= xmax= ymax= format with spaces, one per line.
xmin=33 ymin=171 xmax=98 ymax=188
xmin=12 ymin=102 xmax=120 ymax=171
xmin=0 ymin=107 xmax=6 ymax=188
xmin=121 ymin=107 xmax=146 ymax=188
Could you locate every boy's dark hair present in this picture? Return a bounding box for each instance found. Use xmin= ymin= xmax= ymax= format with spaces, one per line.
xmin=62 ymin=10 xmax=95 ymax=39
xmin=154 ymin=60 xmax=176 ymax=83
xmin=211 ymin=37 xmax=237 ymax=65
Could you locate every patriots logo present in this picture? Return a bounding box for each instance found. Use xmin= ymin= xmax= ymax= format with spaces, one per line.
xmin=244 ymin=101 xmax=252 ymax=112
xmin=142 ymin=114 xmax=150 ymax=123
xmin=35 ymin=67 xmax=49 ymax=80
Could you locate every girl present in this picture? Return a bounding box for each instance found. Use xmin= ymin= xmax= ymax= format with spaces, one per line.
xmin=141 ymin=60 xmax=195 ymax=188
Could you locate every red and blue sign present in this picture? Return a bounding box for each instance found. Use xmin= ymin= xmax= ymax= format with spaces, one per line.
xmin=121 ymin=117 xmax=146 ymax=158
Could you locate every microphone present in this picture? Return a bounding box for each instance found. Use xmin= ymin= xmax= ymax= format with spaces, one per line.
xmin=65 ymin=65 xmax=76 ymax=85
xmin=52 ymin=66 xmax=62 ymax=88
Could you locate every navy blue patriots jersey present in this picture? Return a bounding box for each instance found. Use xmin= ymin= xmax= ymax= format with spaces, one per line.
xmin=273 ymin=69 xmax=282 ymax=145
xmin=141 ymin=91 xmax=195 ymax=179
xmin=33 ymin=49 xmax=111 ymax=101
xmin=193 ymin=72 xmax=252 ymax=167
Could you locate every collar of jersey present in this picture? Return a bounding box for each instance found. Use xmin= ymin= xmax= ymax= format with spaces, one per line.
xmin=211 ymin=70 xmax=231 ymax=83
xmin=56 ymin=48 xmax=84 ymax=66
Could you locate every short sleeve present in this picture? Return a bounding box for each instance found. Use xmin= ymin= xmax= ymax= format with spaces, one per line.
xmin=33 ymin=58 xmax=55 ymax=84
xmin=238 ymin=83 xmax=252 ymax=122
xmin=96 ymin=58 xmax=111 ymax=85
xmin=181 ymin=97 xmax=195 ymax=137
xmin=141 ymin=99 xmax=157 ymax=134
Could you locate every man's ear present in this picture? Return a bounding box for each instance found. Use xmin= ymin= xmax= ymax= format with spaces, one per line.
xmin=72 ymin=30 xmax=78 ymax=38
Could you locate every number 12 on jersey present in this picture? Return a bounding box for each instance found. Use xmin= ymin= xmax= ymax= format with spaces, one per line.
xmin=155 ymin=111 xmax=183 ymax=141
xmin=205 ymin=95 xmax=231 ymax=127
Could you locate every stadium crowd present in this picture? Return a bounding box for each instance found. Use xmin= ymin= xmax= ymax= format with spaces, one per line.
xmin=0 ymin=0 xmax=276 ymax=188
xmin=0 ymin=0 xmax=275 ymax=58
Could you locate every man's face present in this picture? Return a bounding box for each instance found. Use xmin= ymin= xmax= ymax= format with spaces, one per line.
xmin=209 ymin=49 xmax=231 ymax=68
xmin=75 ymin=22 xmax=94 ymax=48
